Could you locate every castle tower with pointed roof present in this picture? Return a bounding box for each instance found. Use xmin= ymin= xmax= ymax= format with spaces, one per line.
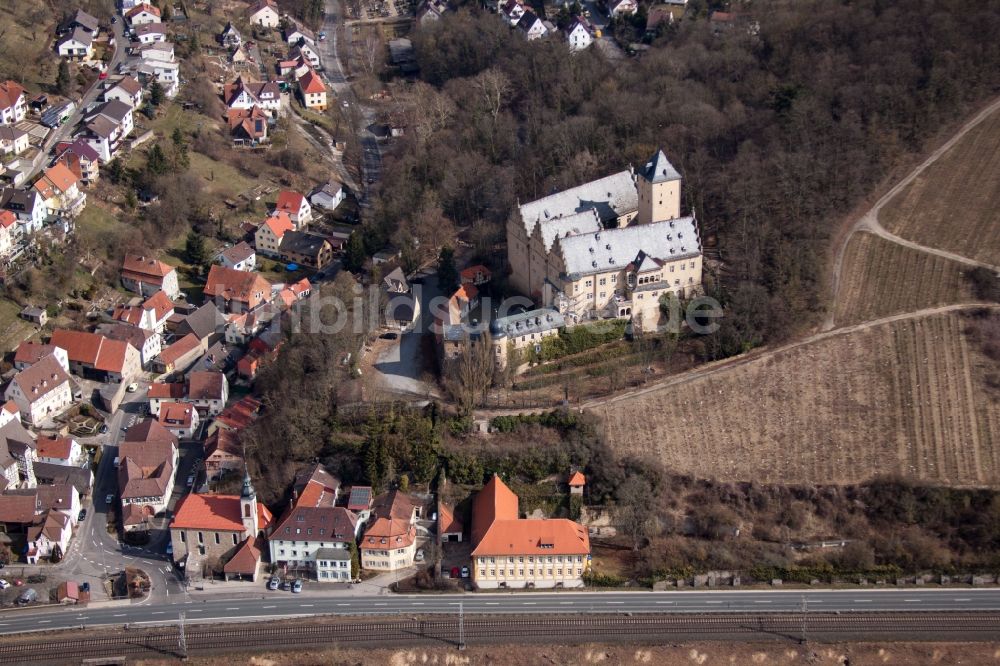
xmin=635 ymin=148 xmax=682 ymax=226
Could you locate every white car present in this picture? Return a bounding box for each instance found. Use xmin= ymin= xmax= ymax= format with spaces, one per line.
xmin=0 ymin=580 xmax=9 ymax=590
xmin=126 ymin=383 xmax=139 ymax=393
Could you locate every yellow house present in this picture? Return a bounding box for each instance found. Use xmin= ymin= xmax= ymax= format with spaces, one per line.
xmin=471 ymin=475 xmax=590 ymax=589
xmin=506 ymin=149 xmax=702 ymax=330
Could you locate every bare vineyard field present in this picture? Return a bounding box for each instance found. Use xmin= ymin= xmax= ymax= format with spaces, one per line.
xmin=879 ymin=107 xmax=1000 ymax=266
xmin=593 ymin=312 xmax=1000 ymax=487
xmin=834 ymin=232 xmax=974 ymax=326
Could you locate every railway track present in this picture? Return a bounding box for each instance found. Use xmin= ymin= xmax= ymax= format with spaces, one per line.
xmin=3 ymin=612 xmax=1000 ymax=664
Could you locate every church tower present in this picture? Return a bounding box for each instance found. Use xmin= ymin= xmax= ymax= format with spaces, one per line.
xmin=240 ymin=466 xmax=259 ymax=537
xmin=635 ymin=149 xmax=682 ymax=226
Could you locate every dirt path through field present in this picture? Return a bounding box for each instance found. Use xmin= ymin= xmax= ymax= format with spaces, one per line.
xmin=824 ymin=96 xmax=1000 ymax=331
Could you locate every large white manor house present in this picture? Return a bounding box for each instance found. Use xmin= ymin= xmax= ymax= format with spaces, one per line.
xmin=507 ymin=150 xmax=703 ymax=328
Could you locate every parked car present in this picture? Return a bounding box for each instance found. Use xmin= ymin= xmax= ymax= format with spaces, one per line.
xmin=450 ymin=566 xmax=460 ymax=578
xmin=13 ymin=579 xmax=23 ymax=586
xmin=105 ymin=493 xmax=114 ymax=505
xmin=186 ymin=475 xmax=195 ymax=487
xmin=281 ymin=580 xmax=292 ymax=591
xmin=15 ymin=588 xmax=37 ymax=605
xmin=0 ymin=580 xmax=9 ymax=590
xmin=111 ymin=15 xmax=117 ymax=23
xmin=126 ymin=382 xmax=138 ymax=392
xmin=292 ymin=579 xmax=303 ymax=593
xmin=78 ymin=509 xmax=87 ymax=522
xmin=460 ymin=566 xmax=469 ymax=578
xmin=166 ymin=543 xmax=173 ymax=556
xmin=379 ymin=332 xmax=398 ymax=340
xmin=267 ymin=577 xmax=280 ymax=591
xmin=98 ymin=71 xmax=108 ymax=80
xmin=415 ymin=549 xmax=424 ymax=562
xmin=99 ymin=424 xmax=109 ymax=434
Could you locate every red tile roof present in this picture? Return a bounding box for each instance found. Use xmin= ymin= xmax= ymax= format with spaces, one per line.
xmin=460 ymin=265 xmax=492 ymax=282
xmin=216 ymin=396 xmax=262 ymax=430
xmin=471 ymin=475 xmax=518 ymax=545
xmin=122 ymin=254 xmax=174 ymax=280
xmin=298 ymin=69 xmax=326 ymax=95
xmin=158 ymin=402 xmax=196 ymax=428
xmin=126 ymin=2 xmax=161 ymax=17
xmin=147 ymin=382 xmax=186 ymax=400
xmin=123 ymin=418 xmax=178 ymax=447
xmin=158 ymin=333 xmax=201 ymax=367
xmin=171 ymin=493 xmax=272 ymax=531
xmin=272 ymin=505 xmax=357 ymax=542
xmin=49 ymin=329 xmax=132 ymax=374
xmin=362 ymin=490 xmax=416 ymax=549
xmin=471 ymin=518 xmax=591 ymax=557
xmin=112 ymin=305 xmax=144 ymax=326
xmin=205 ymin=428 xmax=242 ymax=459
xmin=452 ymin=283 xmax=478 ymax=302
xmin=14 ymin=342 xmax=59 ymax=367
xmin=275 ymin=190 xmax=306 ymax=215
xmin=0 ymin=493 xmax=37 ymax=524
xmin=223 ymin=536 xmax=262 ymax=574
xmin=0 ymin=81 xmax=24 ymax=113
xmin=438 ymin=501 xmax=463 ymax=536
xmin=143 ymin=290 xmax=175 ymax=322
xmin=0 ymin=210 xmax=16 ymax=229
xmin=37 ymin=435 xmax=75 ymax=461
xmin=568 ymin=471 xmax=586 ymax=487
xmin=205 ymin=265 xmax=272 ymax=309
xmin=187 ymin=371 xmax=225 ymax=401
xmin=262 ymin=211 xmax=294 ymax=239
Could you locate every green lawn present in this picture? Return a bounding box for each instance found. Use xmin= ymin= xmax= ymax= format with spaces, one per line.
xmin=76 ymin=203 xmax=126 ymax=237
xmin=0 ymin=297 xmax=36 ymax=353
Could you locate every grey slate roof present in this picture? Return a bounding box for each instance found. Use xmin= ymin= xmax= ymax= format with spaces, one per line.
xmin=559 ymin=216 xmax=700 ymax=278
xmin=538 ymin=208 xmax=601 ymax=252
xmin=518 ymin=170 xmax=637 ymax=237
xmin=490 ymin=308 xmax=564 ymax=340
xmin=638 ymin=149 xmax=681 ymax=184
xmin=315 ymin=547 xmax=351 ymax=561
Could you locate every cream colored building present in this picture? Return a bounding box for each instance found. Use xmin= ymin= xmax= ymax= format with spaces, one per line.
xmin=506 ymin=150 xmax=702 ymax=330
xmin=490 ymin=307 xmax=564 ymax=369
xmin=360 ymin=490 xmax=418 ymax=572
xmin=471 ymin=476 xmax=590 ymax=589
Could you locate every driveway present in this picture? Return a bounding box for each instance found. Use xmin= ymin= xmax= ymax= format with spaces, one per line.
xmin=371 ymin=275 xmax=443 ymax=398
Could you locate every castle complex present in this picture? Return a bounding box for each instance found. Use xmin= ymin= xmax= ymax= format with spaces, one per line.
xmin=506 ymin=150 xmax=703 ymax=328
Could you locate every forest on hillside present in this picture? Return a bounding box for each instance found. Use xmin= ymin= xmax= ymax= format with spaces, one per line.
xmin=365 ymin=0 xmax=1000 ymax=356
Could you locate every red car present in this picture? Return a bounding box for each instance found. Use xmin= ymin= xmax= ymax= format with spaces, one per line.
xmin=13 ymin=579 xmax=23 ymax=586
xmin=450 ymin=567 xmax=460 ymax=578
xmin=99 ymin=71 xmax=108 ymax=80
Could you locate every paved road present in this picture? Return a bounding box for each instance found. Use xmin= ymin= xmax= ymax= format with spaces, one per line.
xmin=2 ymin=588 xmax=1000 ymax=634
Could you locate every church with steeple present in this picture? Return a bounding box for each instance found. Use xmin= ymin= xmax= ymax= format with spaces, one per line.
xmin=169 ymin=467 xmax=273 ymax=581
xmin=506 ymin=149 xmax=703 ymax=329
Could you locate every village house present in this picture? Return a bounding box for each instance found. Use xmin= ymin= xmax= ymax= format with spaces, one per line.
xmin=219 ymin=22 xmax=242 ymax=48
xmin=565 ymin=17 xmax=593 ymax=51
xmin=278 ymin=231 xmax=332 ymax=269
xmin=58 ymin=9 xmax=99 ymax=35
xmin=170 ymin=301 xmax=226 ymax=345
xmin=471 ymin=475 xmax=590 ymax=589
xmin=103 ymin=76 xmax=144 ymax=110
xmin=0 ymin=410 xmax=38 ymax=488
xmin=54 ymin=140 xmax=101 ymax=186
xmin=284 ymin=20 xmax=316 ymax=46
xmin=0 ymin=126 xmax=29 ymax=156
xmin=501 ymin=0 xmax=526 ymax=25
xmin=461 ymin=265 xmax=492 ymax=287
xmin=98 ymin=323 xmax=161 ymax=369
xmin=247 ymin=0 xmax=281 ymax=28
xmin=157 ymin=401 xmax=200 ymax=439
xmin=49 ymin=329 xmax=142 ymax=383
xmin=254 ymin=212 xmax=294 ymax=258
xmin=126 ymin=3 xmax=162 ymax=26
xmin=0 ymin=80 xmax=26 ymax=125
xmin=205 ymin=265 xmax=272 ymax=313
xmin=288 ymin=42 xmax=321 ymax=70
xmin=516 ymin=11 xmax=549 ymax=39
xmin=25 ymin=509 xmax=72 ymax=564
xmin=153 ymin=332 xmax=206 ymax=376
xmin=223 ymin=76 xmax=282 ymax=116
xmin=118 ymin=419 xmax=177 ymax=531
xmin=360 ymin=490 xmax=418 ymax=572
xmin=146 ymin=381 xmax=185 ymax=416
xmin=308 ymin=180 xmax=345 ymax=212
xmin=13 ymin=342 xmax=69 ymax=372
xmin=170 ymin=472 xmax=273 ymax=580
xmin=277 ymin=54 xmax=310 ymax=78
xmin=112 ymin=289 xmax=174 ymax=333
xmin=187 ymin=371 xmax=229 ymax=415
xmin=224 ymin=306 xmax=276 ymax=345
xmin=35 ymin=435 xmax=83 ymax=467
xmin=57 ymin=27 xmax=94 ymax=60
xmin=507 ymin=149 xmax=702 ymax=329
xmin=134 ymin=23 xmax=167 ymax=44
xmin=0 ymin=212 xmax=15 ymax=258
xmin=204 ymin=428 xmax=243 ymax=480
xmin=4 ymin=355 xmax=74 ymax=427
xmin=227 ymin=106 xmax=269 ymax=146
xmin=218 ymin=241 xmax=257 ymax=272
xmin=297 ymin=69 xmax=327 ymax=111
xmin=0 ymin=188 xmax=46 ymax=235
xmin=33 ymin=162 xmax=86 ymax=221
xmin=269 ymin=464 xmax=358 ymax=581
xmin=121 ymin=254 xmax=180 ymax=298
xmin=79 ymin=99 xmax=134 ymax=162
xmin=273 ymin=190 xmax=312 ymax=228
xmin=416 ymin=0 xmax=450 ymax=24
xmin=568 ymin=470 xmax=586 ymax=495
